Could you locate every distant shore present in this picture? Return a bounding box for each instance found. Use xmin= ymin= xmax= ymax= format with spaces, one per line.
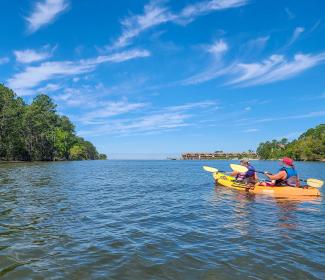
xmin=0 ymin=159 xmax=108 ymax=164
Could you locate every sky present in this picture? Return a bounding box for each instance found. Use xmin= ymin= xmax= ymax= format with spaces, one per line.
xmin=0 ymin=0 xmax=325 ymax=159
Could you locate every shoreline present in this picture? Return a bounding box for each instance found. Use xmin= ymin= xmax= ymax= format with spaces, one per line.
xmin=0 ymin=159 xmax=324 ymax=163
xmin=0 ymin=159 xmax=107 ymax=164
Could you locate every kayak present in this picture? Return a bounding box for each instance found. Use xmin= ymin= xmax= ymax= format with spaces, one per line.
xmin=213 ymin=172 xmax=321 ymax=197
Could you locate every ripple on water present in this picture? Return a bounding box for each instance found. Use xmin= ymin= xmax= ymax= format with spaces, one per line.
xmin=0 ymin=160 xmax=324 ymax=279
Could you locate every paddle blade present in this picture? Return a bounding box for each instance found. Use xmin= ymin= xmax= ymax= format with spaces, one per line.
xmin=203 ymin=166 xmax=219 ymax=173
xmin=306 ymin=178 xmax=324 ymax=188
xmin=230 ymin=164 xmax=248 ymax=173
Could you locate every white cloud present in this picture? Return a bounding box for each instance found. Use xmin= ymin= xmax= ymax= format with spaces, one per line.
xmin=285 ymin=27 xmax=305 ymax=47
xmin=184 ymin=50 xmax=325 ymax=87
xmin=79 ymin=112 xmax=190 ymax=136
xmin=78 ymin=101 xmax=147 ymax=124
xmin=112 ymin=1 xmax=172 ymax=49
xmin=178 ymin=0 xmax=247 ymax=23
xmin=251 ymin=111 xmax=325 ymax=124
xmin=181 ymin=39 xmax=229 ymax=85
xmin=14 ymin=48 xmax=53 ymax=63
xmin=243 ymin=128 xmax=259 ymax=133
xmin=241 ymin=36 xmax=270 ymax=56
xmin=111 ymin=0 xmax=247 ymax=49
xmin=78 ymin=100 xmax=218 ymax=136
xmin=181 ymin=64 xmax=230 ymax=85
xmin=55 ymin=87 xmax=99 ymax=108
xmin=166 ymin=101 xmax=219 ymax=112
xmin=228 ymin=52 xmax=325 ymax=86
xmin=284 ymin=7 xmax=295 ymax=20
xmin=207 ymin=39 xmax=228 ymax=56
xmin=0 ymin=57 xmax=10 ymax=65
xmin=7 ymin=49 xmax=150 ymax=95
xmin=37 ymin=83 xmax=62 ymax=93
xmin=26 ymin=0 xmax=69 ymax=33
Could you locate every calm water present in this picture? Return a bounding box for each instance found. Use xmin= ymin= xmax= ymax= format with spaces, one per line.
xmin=0 ymin=160 xmax=324 ymax=279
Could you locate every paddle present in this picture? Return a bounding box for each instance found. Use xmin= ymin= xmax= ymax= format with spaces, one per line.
xmin=203 ymin=166 xmax=231 ymax=174
xmin=229 ymin=164 xmax=250 ymax=173
xmin=230 ymin=164 xmax=324 ymax=188
xmin=203 ymin=166 xmax=222 ymax=173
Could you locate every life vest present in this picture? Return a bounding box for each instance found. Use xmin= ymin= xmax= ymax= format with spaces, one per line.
xmin=275 ymin=166 xmax=299 ymax=187
xmin=236 ymin=165 xmax=256 ymax=183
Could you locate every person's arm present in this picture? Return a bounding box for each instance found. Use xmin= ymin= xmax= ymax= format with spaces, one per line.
xmin=230 ymin=171 xmax=238 ymax=177
xmin=265 ymin=170 xmax=286 ymax=180
xmin=254 ymin=172 xmax=258 ymax=180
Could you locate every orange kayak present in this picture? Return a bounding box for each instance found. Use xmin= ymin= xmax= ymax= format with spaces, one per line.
xmin=213 ymin=172 xmax=321 ymax=197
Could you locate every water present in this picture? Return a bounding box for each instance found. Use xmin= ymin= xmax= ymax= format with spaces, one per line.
xmin=0 ymin=160 xmax=324 ymax=279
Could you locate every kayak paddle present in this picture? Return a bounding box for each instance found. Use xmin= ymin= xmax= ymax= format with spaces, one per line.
xmin=230 ymin=164 xmax=324 ymax=188
xmin=203 ymin=166 xmax=220 ymax=173
xmin=305 ymin=178 xmax=324 ymax=188
xmin=229 ymin=164 xmax=249 ymax=173
xmin=203 ymin=166 xmax=231 ymax=173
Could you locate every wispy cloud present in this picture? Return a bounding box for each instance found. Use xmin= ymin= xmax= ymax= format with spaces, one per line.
xmin=228 ymin=52 xmax=325 ymax=86
xmin=250 ymin=111 xmax=325 ymax=124
xmin=37 ymin=83 xmax=62 ymax=93
xmin=111 ymin=0 xmax=247 ymax=49
xmin=166 ymin=100 xmax=219 ymax=112
xmin=79 ymin=112 xmax=191 ymax=136
xmin=176 ymin=0 xmax=247 ymax=23
xmin=284 ymin=7 xmax=295 ymax=20
xmin=207 ymin=39 xmax=228 ymax=56
xmin=243 ymin=128 xmax=259 ymax=133
xmin=14 ymin=46 xmax=55 ymax=63
xmin=7 ymin=49 xmax=150 ymax=95
xmin=181 ymin=39 xmax=229 ymax=85
xmin=0 ymin=57 xmax=10 ymax=65
xmin=26 ymin=0 xmax=69 ymax=33
xmin=184 ymin=49 xmax=325 ymax=87
xmin=78 ymin=101 xmax=147 ymax=124
xmin=285 ymin=27 xmax=305 ymax=48
xmin=78 ymin=100 xmax=218 ymax=136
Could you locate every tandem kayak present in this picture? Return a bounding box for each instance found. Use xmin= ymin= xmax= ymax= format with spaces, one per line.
xmin=213 ymin=172 xmax=321 ymax=197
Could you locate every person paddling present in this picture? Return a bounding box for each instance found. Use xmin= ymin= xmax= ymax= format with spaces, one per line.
xmin=231 ymin=158 xmax=258 ymax=184
xmin=260 ymin=157 xmax=300 ymax=187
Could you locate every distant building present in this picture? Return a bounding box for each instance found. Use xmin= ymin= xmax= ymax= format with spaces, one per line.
xmin=181 ymin=151 xmax=258 ymax=160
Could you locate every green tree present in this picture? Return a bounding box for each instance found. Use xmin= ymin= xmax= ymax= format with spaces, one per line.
xmin=54 ymin=116 xmax=76 ymax=160
xmin=0 ymin=85 xmax=25 ymax=160
xmin=0 ymin=85 xmax=106 ymax=162
xmin=257 ymin=124 xmax=325 ymax=161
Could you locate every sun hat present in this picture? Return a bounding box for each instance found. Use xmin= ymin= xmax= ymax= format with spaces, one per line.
xmin=240 ymin=158 xmax=249 ymax=164
xmin=280 ymin=157 xmax=294 ymax=166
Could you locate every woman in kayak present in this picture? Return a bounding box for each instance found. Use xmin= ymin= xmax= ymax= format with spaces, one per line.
xmin=260 ymin=157 xmax=300 ymax=187
xmin=231 ymin=158 xmax=258 ymax=184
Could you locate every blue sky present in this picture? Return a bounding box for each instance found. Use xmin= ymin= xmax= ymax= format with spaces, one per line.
xmin=0 ymin=0 xmax=325 ymax=159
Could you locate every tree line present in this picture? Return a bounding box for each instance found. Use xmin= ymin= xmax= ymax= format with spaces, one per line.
xmin=257 ymin=124 xmax=325 ymax=161
xmin=0 ymin=84 xmax=107 ymax=161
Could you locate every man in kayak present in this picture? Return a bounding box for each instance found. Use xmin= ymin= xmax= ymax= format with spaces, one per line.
xmin=231 ymin=158 xmax=258 ymax=184
xmin=260 ymin=157 xmax=300 ymax=187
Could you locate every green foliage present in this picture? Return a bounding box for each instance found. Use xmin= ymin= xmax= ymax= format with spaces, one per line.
xmin=0 ymin=84 xmax=107 ymax=161
xmin=257 ymin=124 xmax=325 ymax=161
xmin=98 ymin=154 xmax=107 ymax=160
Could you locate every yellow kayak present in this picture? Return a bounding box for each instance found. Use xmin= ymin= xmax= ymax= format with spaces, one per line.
xmin=213 ymin=172 xmax=321 ymax=197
